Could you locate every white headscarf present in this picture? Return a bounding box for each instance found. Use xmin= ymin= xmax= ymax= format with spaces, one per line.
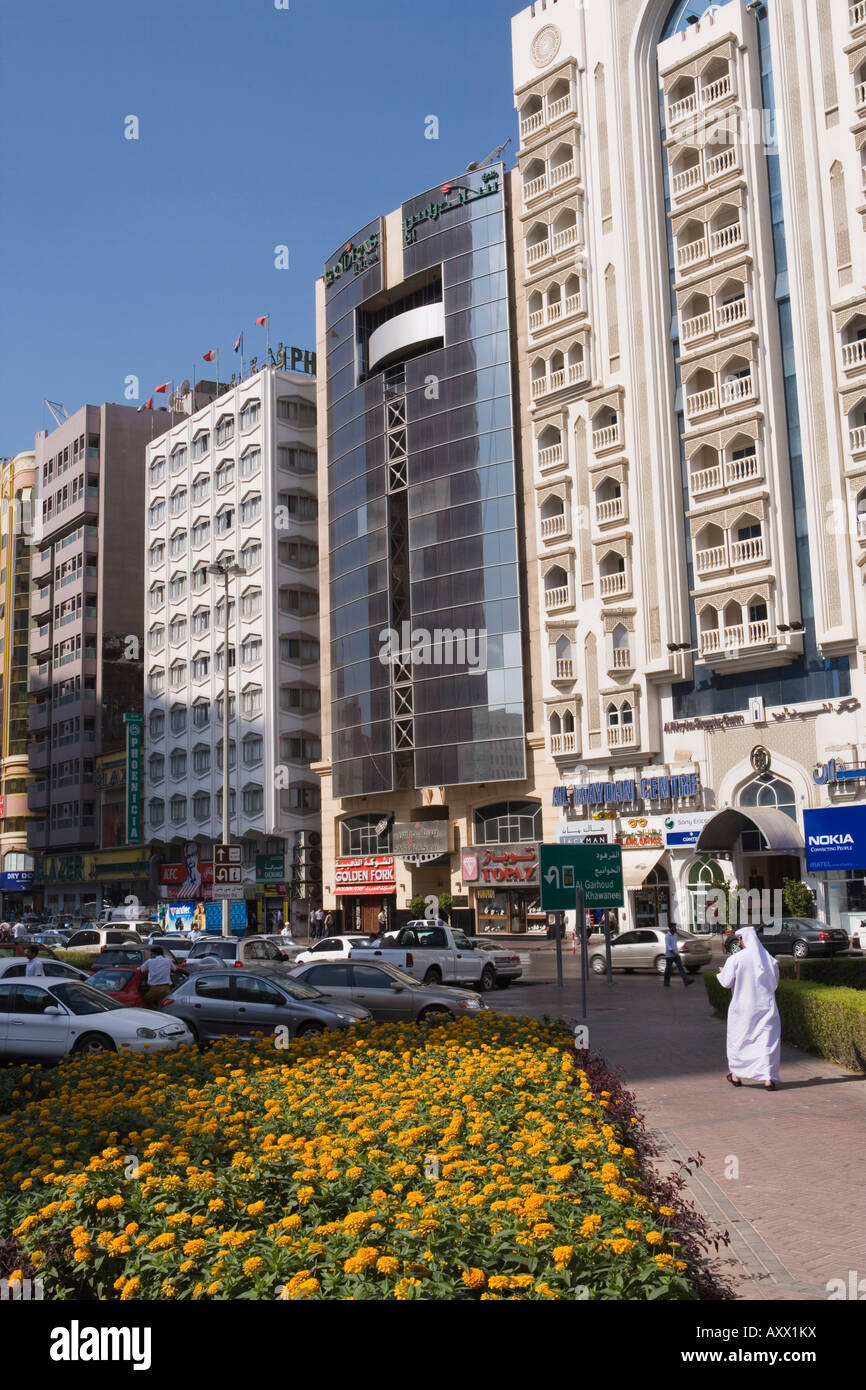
xmin=732 ymin=924 xmax=778 ymax=997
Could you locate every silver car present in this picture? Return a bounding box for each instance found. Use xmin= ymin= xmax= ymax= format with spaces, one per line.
xmin=184 ymin=934 xmax=303 ymax=976
xmin=290 ymin=959 xmax=488 ymax=1022
xmin=160 ymin=970 xmax=371 ymax=1044
xmin=588 ymin=928 xmax=712 ymax=976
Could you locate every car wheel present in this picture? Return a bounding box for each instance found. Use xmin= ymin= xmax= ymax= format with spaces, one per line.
xmin=479 ymin=964 xmax=496 ymax=992
xmin=72 ymin=1032 xmax=116 ymax=1055
xmin=590 ymin=956 xmax=606 ymax=975
xmin=296 ymin=1021 xmax=325 ymax=1037
xmin=423 ymin=966 xmax=442 ymax=986
xmin=418 ymin=1005 xmax=451 ymax=1023
xmin=725 ymin=937 xmax=742 ymax=954
xmin=792 ymin=940 xmax=809 ymax=960
xmin=654 ymin=955 xmax=668 ymax=975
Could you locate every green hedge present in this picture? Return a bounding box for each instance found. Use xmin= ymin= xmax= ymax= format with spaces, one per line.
xmin=778 ymin=958 xmax=866 ymax=990
xmin=704 ymin=971 xmax=866 ymax=1073
xmin=54 ymin=951 xmax=95 ymax=971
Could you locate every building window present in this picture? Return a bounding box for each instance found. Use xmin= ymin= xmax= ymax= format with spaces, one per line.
xmin=281 ymin=734 xmax=321 ymax=764
xmin=278 ymin=445 xmax=316 ymax=473
xmin=169 ymin=530 xmax=187 ymax=559
xmin=215 ymin=460 xmax=235 ymax=490
xmin=192 ymin=652 xmax=210 ymax=681
xmin=170 ymin=704 xmax=187 ymax=735
xmin=169 ymin=795 xmax=187 ymax=825
xmin=215 ymin=415 xmax=234 ymax=446
xmin=148 ymin=542 xmax=165 ymax=567
xmin=242 ymin=636 xmax=262 ymax=666
xmin=278 ymin=586 xmax=317 ymax=615
xmin=279 ymin=685 xmax=320 ymax=713
xmin=170 ymin=447 xmax=187 ymax=475
xmin=214 ymin=597 xmax=236 ymax=628
xmin=240 ymin=400 xmax=261 ymax=431
xmin=148 ymin=625 xmax=165 ymax=653
xmin=242 ymin=784 xmax=264 ymax=815
xmin=280 ymin=784 xmax=320 ymax=813
xmin=240 ymin=447 xmax=262 ymax=479
xmin=278 ymin=539 xmax=318 ymax=568
xmin=738 ymin=774 xmax=796 ymax=821
xmin=241 ymin=542 xmax=262 ymax=572
xmin=243 ymin=734 xmax=264 ymax=765
xmin=192 ymin=518 xmax=210 ymax=547
xmin=169 ymin=487 xmax=187 ymax=517
xmin=215 ymin=506 xmax=235 ymax=535
xmin=149 ymin=668 xmax=165 ymax=695
xmin=191 ymin=432 xmax=210 ymax=461
xmin=149 ymin=710 xmax=165 ymax=740
xmin=277 ymin=397 xmax=316 ymax=427
xmin=280 ymin=635 xmax=320 ymax=663
xmin=168 ymin=572 xmax=187 ymax=601
xmin=215 ymin=739 xmax=237 ymax=770
xmin=241 ymin=588 xmax=262 ymax=619
xmin=169 ymin=616 xmax=187 ymax=645
xmin=191 ymin=564 xmax=208 ymax=593
xmin=169 ymin=661 xmax=187 ymax=690
xmin=192 ymin=744 xmax=211 ymax=775
xmin=473 ymin=801 xmax=542 ymax=845
xmin=170 ymin=749 xmax=187 ymax=779
xmin=214 ymin=645 xmax=236 ymax=674
xmin=215 ymin=788 xmax=237 ymax=818
xmin=215 ymin=694 xmax=236 ymax=722
xmin=192 ymin=698 xmax=210 ymax=729
xmin=192 ymin=791 xmax=211 ymax=822
xmin=240 ymin=493 xmax=262 ymax=524
xmin=279 ymin=491 xmax=318 ymax=520
xmin=148 ymin=753 xmax=165 ymax=783
xmin=191 ymin=607 xmax=209 ymax=635
xmin=241 ymin=685 xmax=263 ymax=716
xmin=149 ymin=582 xmax=165 ymax=610
xmin=148 ymin=499 xmax=165 ymax=526
xmin=191 ymin=474 xmax=210 ymax=503
xmin=149 ymin=457 xmax=166 ymax=485
xmin=149 ymin=798 xmax=165 ymax=827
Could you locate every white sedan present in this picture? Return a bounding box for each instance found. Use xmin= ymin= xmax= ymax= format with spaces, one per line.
xmin=0 ymin=958 xmax=89 ymax=983
xmin=294 ymin=934 xmax=378 ymax=965
xmin=0 ymin=977 xmax=193 ymax=1059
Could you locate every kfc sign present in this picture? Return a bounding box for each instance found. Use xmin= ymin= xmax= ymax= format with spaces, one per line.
xmin=159 ymin=843 xmax=214 ymax=900
xmin=461 ymin=843 xmax=539 ymax=886
xmin=335 ymin=855 xmax=396 ymax=897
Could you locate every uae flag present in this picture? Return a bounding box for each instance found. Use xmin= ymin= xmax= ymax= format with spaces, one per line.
xmin=202 ymin=349 xmax=218 ymax=362
xmin=137 ymin=397 xmax=153 ymax=412
xmin=154 ymin=382 xmax=171 ymax=394
xmin=233 ymin=333 xmax=243 ymax=353
xmin=255 ymin=315 xmax=268 ymax=327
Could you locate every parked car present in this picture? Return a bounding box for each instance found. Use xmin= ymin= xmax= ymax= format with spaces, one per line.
xmin=184 ymin=935 xmax=303 ymax=976
xmin=0 ymin=957 xmax=89 ymax=983
xmin=86 ymin=945 xmax=188 ymax=977
xmin=27 ymin=931 xmax=72 ymax=949
xmin=142 ymin=936 xmax=194 ymax=964
xmin=161 ymin=970 xmax=371 ymax=1044
xmin=88 ymin=963 xmax=187 ymax=1008
xmin=355 ymin=922 xmax=522 ymax=991
xmin=0 ymin=943 xmax=60 ymax=962
xmin=0 ymin=978 xmax=192 ymax=1058
xmin=723 ymin=918 xmax=849 ymax=959
xmin=588 ymin=927 xmax=712 ymax=976
xmin=294 ymin=934 xmax=379 ymax=965
xmin=63 ymin=927 xmax=144 ymax=954
xmin=290 ymin=959 xmax=489 ymax=1022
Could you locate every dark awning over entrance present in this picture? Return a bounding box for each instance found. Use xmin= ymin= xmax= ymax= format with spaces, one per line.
xmin=695 ymin=808 xmax=804 ymax=854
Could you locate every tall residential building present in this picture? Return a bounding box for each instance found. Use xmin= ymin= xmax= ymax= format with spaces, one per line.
xmin=27 ymin=404 xmax=185 ymax=914
xmin=512 ymin=0 xmax=866 ymax=935
xmin=142 ymin=365 xmax=322 ymax=927
xmin=315 ymin=0 xmax=866 ymax=939
xmin=0 ymin=451 xmax=37 ymax=917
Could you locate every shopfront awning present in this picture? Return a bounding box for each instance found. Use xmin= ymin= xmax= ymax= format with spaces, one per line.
xmin=621 ymin=848 xmax=667 ymax=890
xmin=695 ymin=808 xmax=804 ymax=853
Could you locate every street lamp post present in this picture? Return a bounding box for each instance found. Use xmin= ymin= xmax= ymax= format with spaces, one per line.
xmin=208 ymin=559 xmax=244 ymax=937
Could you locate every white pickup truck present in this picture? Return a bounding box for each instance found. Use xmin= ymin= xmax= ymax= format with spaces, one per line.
xmin=349 ymin=921 xmax=522 ymax=992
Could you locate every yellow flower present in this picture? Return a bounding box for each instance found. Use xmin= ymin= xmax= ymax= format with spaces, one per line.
xmin=462 ymin=1267 xmax=486 ymax=1290
xmin=344 ymin=1246 xmax=379 ymax=1274
xmin=549 ymin=1164 xmax=573 ymax=1182
xmin=148 ymin=1233 xmax=176 ymax=1251
xmin=376 ymin=1256 xmax=400 ymax=1274
xmin=553 ymin=1245 xmax=573 ymax=1268
xmin=242 ymin=1256 xmax=264 ymax=1277
xmin=183 ymin=1239 xmax=207 ymax=1257
xmin=644 ymin=1231 xmax=664 ymax=1246
xmin=246 ymin=1201 xmax=266 ymax=1217
xmin=120 ymin=1278 xmax=141 ymax=1301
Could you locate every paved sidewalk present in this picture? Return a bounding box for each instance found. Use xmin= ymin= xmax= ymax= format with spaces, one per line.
xmin=489 ymin=966 xmax=866 ymax=1301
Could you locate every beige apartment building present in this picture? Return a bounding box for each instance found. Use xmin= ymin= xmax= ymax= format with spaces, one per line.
xmin=315 ymin=0 xmax=866 ymax=939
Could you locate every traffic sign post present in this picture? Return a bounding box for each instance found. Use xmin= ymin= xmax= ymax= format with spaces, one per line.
xmin=540 ymin=845 xmax=624 ymax=1015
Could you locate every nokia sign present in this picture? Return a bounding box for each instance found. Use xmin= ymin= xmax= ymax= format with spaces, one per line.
xmin=803 ymin=807 xmax=866 ymax=872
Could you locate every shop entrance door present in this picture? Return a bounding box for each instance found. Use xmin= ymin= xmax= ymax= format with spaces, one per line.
xmin=361 ymin=902 xmax=381 ymax=933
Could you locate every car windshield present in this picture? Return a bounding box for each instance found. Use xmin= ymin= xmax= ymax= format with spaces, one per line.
xmin=191 ymin=940 xmax=235 ymax=958
xmin=278 ymin=977 xmax=323 ymax=1001
xmin=47 ymin=982 xmax=124 ymax=1015
xmin=89 ymin=969 xmax=135 ymax=990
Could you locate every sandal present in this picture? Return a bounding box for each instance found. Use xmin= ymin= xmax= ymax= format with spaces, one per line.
xmin=764 ymin=1081 xmax=776 ymax=1090
xmin=726 ymin=1073 xmax=742 ymax=1087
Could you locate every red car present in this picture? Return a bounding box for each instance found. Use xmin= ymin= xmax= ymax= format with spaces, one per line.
xmin=87 ymin=963 xmax=187 ymax=1007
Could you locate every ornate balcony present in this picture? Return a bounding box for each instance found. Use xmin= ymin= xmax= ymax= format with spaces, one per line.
xmin=850 ymin=425 xmax=866 ymax=455
xmin=592 ymin=422 xmax=622 ymax=452
xmin=841 ymin=339 xmax=866 ymax=372
xmin=541 ymin=513 xmax=568 ymax=540
xmin=710 ymin=221 xmax=744 ymax=256
xmin=608 ymin=725 xmax=636 ymax=748
xmin=699 ymin=621 xmax=773 ymax=657
xmin=596 ymin=497 xmax=625 ymax=525
xmin=599 ymin=571 xmax=628 ymax=598
xmin=551 ymin=731 xmax=577 ymax=755
xmin=685 ymin=385 xmax=719 ymax=421
xmin=545 ymin=584 xmax=572 ymax=613
xmin=537 ymin=443 xmax=565 ymax=470
xmin=554 ymin=658 xmax=575 ymax=680
xmin=721 ymin=374 xmax=756 ymax=408
xmin=528 ymin=293 xmax=583 ymax=335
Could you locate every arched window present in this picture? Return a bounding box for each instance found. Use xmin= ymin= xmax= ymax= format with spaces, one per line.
xmin=341 ymin=815 xmax=392 ymax=856
xmin=686 ymin=858 xmax=726 ymax=935
xmin=738 ymin=774 xmax=796 ymax=821
xmin=473 ymin=801 xmax=542 ymax=844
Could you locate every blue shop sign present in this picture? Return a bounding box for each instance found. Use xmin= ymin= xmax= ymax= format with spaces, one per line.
xmin=0 ymin=871 xmax=35 ymax=890
xmin=804 ymin=806 xmax=866 ymax=872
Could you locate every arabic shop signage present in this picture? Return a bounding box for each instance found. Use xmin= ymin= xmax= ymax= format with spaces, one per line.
xmin=460 ymin=844 xmax=539 ymax=887
xmin=553 ymin=773 xmax=700 ymax=808
xmin=325 ymin=233 xmax=381 ymax=288
xmin=334 ymin=855 xmax=396 ymax=896
xmin=664 ymin=696 xmax=860 ymax=735
xmin=813 ymin=759 xmax=866 ymax=785
xmin=256 ymin=855 xmax=286 ymax=884
xmin=123 ymin=713 xmax=143 ymax=846
xmin=392 ymin=821 xmax=450 ymax=856
xmin=403 ymin=169 xmax=501 ymax=246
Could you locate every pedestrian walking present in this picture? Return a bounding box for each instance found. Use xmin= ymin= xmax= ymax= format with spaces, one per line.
xmin=12 ymin=921 xmax=28 ymax=941
xmin=0 ymin=922 xmax=10 ymax=943
xmin=716 ymin=925 xmax=781 ymax=1090
xmin=139 ymin=948 xmax=173 ymax=1010
xmin=24 ymin=946 xmax=44 ymax=976
xmin=324 ymin=910 xmax=335 ymax=933
xmin=662 ymin=923 xmax=695 ymax=988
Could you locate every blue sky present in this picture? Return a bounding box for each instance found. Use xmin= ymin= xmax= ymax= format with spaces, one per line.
xmin=0 ymin=0 xmax=523 ymax=455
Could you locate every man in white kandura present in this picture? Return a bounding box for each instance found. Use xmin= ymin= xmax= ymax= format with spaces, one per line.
xmin=716 ymin=925 xmax=781 ymax=1091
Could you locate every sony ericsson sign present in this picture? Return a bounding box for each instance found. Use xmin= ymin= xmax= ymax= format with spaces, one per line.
xmin=553 ymin=772 xmax=701 ymax=808
xmin=325 ymin=232 xmax=381 ymax=288
xmin=403 ymin=169 xmax=502 ymax=246
xmin=804 ymin=807 xmax=866 ymax=873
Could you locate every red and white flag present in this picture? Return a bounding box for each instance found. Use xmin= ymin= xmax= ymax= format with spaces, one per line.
xmin=154 ymin=382 xmax=171 ymax=394
xmin=233 ymin=333 xmax=243 ymax=353
xmin=202 ymin=349 xmax=218 ymax=362
xmin=255 ymin=315 xmax=268 ymax=327
xmin=137 ymin=397 xmax=153 ymax=412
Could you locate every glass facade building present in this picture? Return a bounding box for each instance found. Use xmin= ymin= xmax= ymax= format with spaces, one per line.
xmin=323 ymin=167 xmax=527 ymax=798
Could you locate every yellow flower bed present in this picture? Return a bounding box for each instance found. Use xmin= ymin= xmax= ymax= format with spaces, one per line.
xmin=0 ymin=1015 xmax=696 ymax=1300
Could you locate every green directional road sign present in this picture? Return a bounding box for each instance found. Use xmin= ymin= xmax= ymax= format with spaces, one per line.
xmin=539 ymin=844 xmax=624 ymax=911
